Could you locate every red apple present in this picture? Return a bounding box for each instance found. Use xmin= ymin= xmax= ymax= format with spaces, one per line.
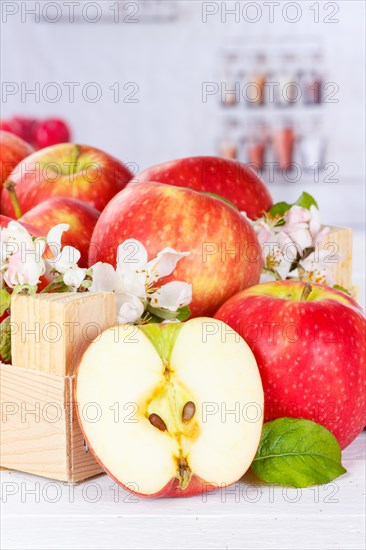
xmin=214 ymin=280 xmax=366 ymax=449
xmin=20 ymin=197 xmax=100 ymax=267
xmin=1 ymin=143 xmax=133 ymax=217
xmin=133 ymin=156 xmax=273 ymax=219
xmin=76 ymin=319 xmax=264 ymax=497
xmin=0 ymin=214 xmax=44 ymax=237
xmin=89 ymin=182 xmax=262 ymax=317
xmin=0 ymin=117 xmax=37 ymax=143
xmin=0 ymin=131 xmax=34 ymax=185
xmin=0 ymin=119 xmax=24 ymax=139
xmin=34 ymin=118 xmax=71 ymax=149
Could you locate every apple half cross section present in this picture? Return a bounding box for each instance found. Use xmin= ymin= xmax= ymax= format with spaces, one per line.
xmin=76 ymin=318 xmax=264 ymax=498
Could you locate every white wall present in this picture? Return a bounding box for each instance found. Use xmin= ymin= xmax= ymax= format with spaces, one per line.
xmin=1 ymin=1 xmax=365 ymax=226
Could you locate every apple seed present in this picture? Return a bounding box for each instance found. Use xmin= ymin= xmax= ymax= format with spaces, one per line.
xmin=182 ymin=401 xmax=196 ymax=423
xmin=148 ymin=413 xmax=167 ymax=432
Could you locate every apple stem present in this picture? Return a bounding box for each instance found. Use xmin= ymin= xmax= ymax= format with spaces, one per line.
xmin=4 ymin=180 xmax=22 ymax=219
xmin=70 ymin=144 xmax=81 ymax=173
xmin=300 ymin=283 xmax=312 ymax=301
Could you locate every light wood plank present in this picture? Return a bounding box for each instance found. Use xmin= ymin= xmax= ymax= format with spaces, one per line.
xmin=11 ymin=292 xmax=116 ymax=375
xmin=0 ymin=363 xmax=69 ymax=480
xmin=320 ymin=225 xmax=353 ymax=292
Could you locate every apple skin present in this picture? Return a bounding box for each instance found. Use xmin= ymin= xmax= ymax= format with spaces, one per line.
xmin=20 ymin=197 xmax=100 ymax=267
xmin=79 ymin=426 xmax=218 ymax=499
xmin=88 ymin=182 xmax=262 ymax=317
xmin=0 ymin=117 xmax=37 ymax=144
xmin=0 ymin=213 xmax=44 ymax=238
xmin=34 ymin=119 xmax=71 ymax=149
xmin=214 ymin=280 xmax=366 ymax=449
xmin=1 ymin=143 xmax=133 ymax=216
xmin=0 ymin=131 xmax=34 ymax=185
xmin=133 ymin=156 xmax=273 ymax=219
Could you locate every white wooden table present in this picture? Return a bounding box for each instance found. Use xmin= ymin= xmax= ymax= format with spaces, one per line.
xmin=1 ymin=431 xmax=364 ymax=550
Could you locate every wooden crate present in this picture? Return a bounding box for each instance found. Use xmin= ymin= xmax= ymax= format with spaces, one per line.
xmin=0 ymin=363 xmax=103 ymax=481
xmin=0 ymin=292 xmax=116 ymax=482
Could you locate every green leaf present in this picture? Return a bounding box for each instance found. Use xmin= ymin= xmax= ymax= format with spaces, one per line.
xmin=0 ymin=316 xmax=12 ymax=363
xmin=268 ymin=192 xmax=318 ymax=219
xmin=146 ymin=304 xmax=180 ymax=321
xmin=201 ymin=192 xmax=239 ymax=211
xmin=268 ymin=201 xmax=292 ymax=217
xmin=294 ymin=191 xmax=318 ymax=210
xmin=333 ymin=284 xmax=352 ymax=296
xmin=175 ymin=306 xmax=191 ymax=321
xmin=146 ymin=304 xmax=191 ymax=323
xmin=0 ymin=289 xmax=11 ymax=316
xmin=252 ymin=418 xmax=346 ymax=488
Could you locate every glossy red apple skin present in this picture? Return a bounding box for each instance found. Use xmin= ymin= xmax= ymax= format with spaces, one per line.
xmin=1 ymin=143 xmax=133 ymax=217
xmin=0 ymin=117 xmax=37 ymax=144
xmin=215 ymin=281 xmax=366 ymax=449
xmin=0 ymin=213 xmax=44 ymax=237
xmin=133 ymin=156 xmax=273 ymax=220
xmin=89 ymin=182 xmax=262 ymax=317
xmin=20 ymin=197 xmax=100 ymax=267
xmin=0 ymin=131 xmax=34 ymax=185
xmin=0 ymin=119 xmax=24 ymax=138
xmin=34 ymin=119 xmax=71 ymax=149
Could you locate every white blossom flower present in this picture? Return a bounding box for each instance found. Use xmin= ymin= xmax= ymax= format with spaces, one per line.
xmin=4 ymin=250 xmax=45 ymax=288
xmin=264 ymin=231 xmax=299 ymax=280
xmin=149 ymin=281 xmax=192 ymax=311
xmin=46 ymin=224 xmax=87 ymax=290
xmin=299 ymin=249 xmax=339 ymax=286
xmin=90 ymin=239 xmax=192 ymax=324
xmin=281 ymin=206 xmax=313 ymax=253
xmin=89 ymin=262 xmax=119 ymax=293
xmin=116 ymin=239 xmax=190 ymax=295
xmin=0 ymin=221 xmax=46 ymax=289
xmin=63 ymin=266 xmax=87 ymax=290
xmin=115 ymin=294 xmax=145 ymax=324
xmin=249 ymin=201 xmax=332 ymax=285
xmin=308 ymin=205 xmax=330 ymax=244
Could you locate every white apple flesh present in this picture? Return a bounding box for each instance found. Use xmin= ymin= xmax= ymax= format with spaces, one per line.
xmin=76 ymin=318 xmax=264 ymax=498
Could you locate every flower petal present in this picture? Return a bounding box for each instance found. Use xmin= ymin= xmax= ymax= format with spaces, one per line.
xmin=149 ymin=281 xmax=192 ymax=311
xmin=147 ymin=248 xmax=190 ymax=284
xmin=89 ymin=262 xmax=118 ymax=293
xmin=284 ymin=205 xmax=311 ymax=225
xmin=116 ymin=239 xmax=149 ymax=297
xmin=309 ymin=205 xmax=321 ymax=237
xmin=115 ymin=293 xmax=144 ymax=324
xmin=116 ymin=239 xmax=148 ymax=271
xmin=47 ymin=224 xmax=70 ymax=258
xmin=63 ymin=266 xmax=87 ymax=290
xmin=284 ymin=228 xmax=312 ymax=253
xmin=48 ymin=246 xmax=81 ymax=273
xmin=4 ymin=250 xmax=45 ymax=288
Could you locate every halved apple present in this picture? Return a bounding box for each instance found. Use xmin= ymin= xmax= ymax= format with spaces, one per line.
xmin=76 ymin=318 xmax=264 ymax=498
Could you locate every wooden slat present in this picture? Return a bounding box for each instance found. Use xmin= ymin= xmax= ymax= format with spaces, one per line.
xmin=0 ymin=363 xmax=68 ymax=480
xmin=11 ymin=292 xmax=116 ymax=375
xmin=0 ymin=363 xmax=103 ymax=482
xmin=320 ymin=225 xmax=353 ymax=292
